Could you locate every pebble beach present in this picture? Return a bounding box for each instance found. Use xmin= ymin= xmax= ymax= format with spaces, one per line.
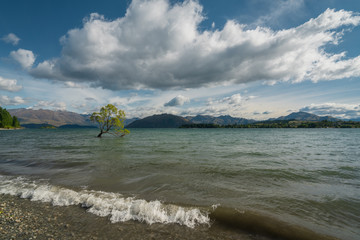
xmin=1 ymin=194 xmax=115 ymax=240
xmin=0 ymin=194 xmax=260 ymax=240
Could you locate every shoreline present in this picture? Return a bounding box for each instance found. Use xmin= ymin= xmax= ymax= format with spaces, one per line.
xmin=0 ymin=127 xmax=24 ymax=131
xmin=0 ymin=194 xmax=261 ymax=240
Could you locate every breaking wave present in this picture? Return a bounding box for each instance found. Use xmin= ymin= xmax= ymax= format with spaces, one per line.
xmin=0 ymin=175 xmax=209 ymax=228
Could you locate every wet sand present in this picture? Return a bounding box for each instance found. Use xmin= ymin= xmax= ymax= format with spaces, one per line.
xmin=0 ymin=194 xmax=267 ymax=240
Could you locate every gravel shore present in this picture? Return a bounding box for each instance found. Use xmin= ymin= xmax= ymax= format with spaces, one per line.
xmin=0 ymin=194 xmax=260 ymax=240
xmin=1 ymin=194 xmax=114 ymax=240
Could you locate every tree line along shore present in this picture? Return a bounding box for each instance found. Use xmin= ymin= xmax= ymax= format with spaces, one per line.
xmin=180 ymin=120 xmax=360 ymax=128
xmin=0 ymin=107 xmax=20 ymax=129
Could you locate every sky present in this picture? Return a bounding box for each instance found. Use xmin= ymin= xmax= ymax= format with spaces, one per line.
xmin=1 ymin=0 xmax=360 ymax=120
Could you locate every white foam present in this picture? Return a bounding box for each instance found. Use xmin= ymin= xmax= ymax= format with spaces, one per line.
xmin=0 ymin=175 xmax=209 ymax=228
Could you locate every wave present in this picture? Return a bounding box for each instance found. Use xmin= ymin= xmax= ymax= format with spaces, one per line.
xmin=0 ymin=175 xmax=341 ymax=240
xmin=0 ymin=175 xmax=209 ymax=228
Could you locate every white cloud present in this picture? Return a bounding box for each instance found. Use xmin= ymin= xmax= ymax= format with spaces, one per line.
xmin=64 ymin=81 xmax=83 ymax=88
xmin=219 ymin=93 xmax=243 ymax=105
xmin=210 ymin=93 xmax=254 ymax=106
xmin=109 ymin=93 xmax=149 ymax=107
xmin=109 ymin=96 xmax=131 ymax=107
xmin=30 ymin=1 xmax=360 ymax=91
xmin=10 ymin=49 xmax=36 ymax=69
xmin=1 ymin=33 xmax=20 ymax=45
xmin=0 ymin=95 xmax=25 ymax=106
xmin=164 ymin=95 xmax=190 ymax=106
xmin=0 ymin=76 xmax=22 ymax=92
xmin=301 ymin=103 xmax=360 ymax=119
xmin=252 ymin=0 xmax=305 ymax=28
xmin=180 ymin=93 xmax=251 ymax=117
xmin=29 ymin=100 xmax=67 ymax=111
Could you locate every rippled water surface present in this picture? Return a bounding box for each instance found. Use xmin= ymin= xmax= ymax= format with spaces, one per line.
xmin=1 ymin=128 xmax=359 ymax=240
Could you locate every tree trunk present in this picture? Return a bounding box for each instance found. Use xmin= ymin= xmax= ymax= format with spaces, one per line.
xmin=97 ymin=131 xmax=103 ymax=138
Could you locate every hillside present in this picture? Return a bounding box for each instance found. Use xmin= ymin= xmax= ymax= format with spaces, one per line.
xmin=8 ymin=108 xmax=94 ymax=127
xmin=6 ymin=108 xmax=140 ymax=127
xmin=274 ymin=112 xmax=338 ymax=122
xmin=186 ymin=115 xmax=255 ymax=125
xmin=127 ymin=114 xmax=190 ymax=128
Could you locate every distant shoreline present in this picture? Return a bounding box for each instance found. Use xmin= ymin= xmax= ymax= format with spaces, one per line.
xmin=180 ymin=120 xmax=360 ymax=129
xmin=0 ymin=127 xmax=24 ymax=131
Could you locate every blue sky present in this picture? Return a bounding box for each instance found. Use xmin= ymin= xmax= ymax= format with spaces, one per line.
xmin=1 ymin=0 xmax=360 ymax=120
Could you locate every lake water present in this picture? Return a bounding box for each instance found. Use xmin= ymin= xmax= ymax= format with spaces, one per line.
xmin=0 ymin=128 xmax=359 ymax=240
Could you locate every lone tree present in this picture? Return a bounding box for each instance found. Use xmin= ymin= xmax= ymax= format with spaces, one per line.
xmin=90 ymin=104 xmax=130 ymax=138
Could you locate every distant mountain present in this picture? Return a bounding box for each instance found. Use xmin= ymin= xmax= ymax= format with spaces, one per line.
xmin=273 ymin=112 xmax=339 ymax=122
xmin=125 ymin=117 xmax=140 ymax=126
xmin=7 ymin=108 xmax=143 ymax=128
xmin=186 ymin=115 xmax=256 ymax=125
xmin=21 ymin=123 xmax=57 ymax=129
xmin=8 ymin=108 xmax=94 ymax=127
xmin=127 ymin=114 xmax=190 ymax=128
xmin=349 ymin=118 xmax=360 ymax=122
xmin=58 ymin=124 xmax=97 ymax=129
xmin=7 ymin=108 xmax=345 ymax=129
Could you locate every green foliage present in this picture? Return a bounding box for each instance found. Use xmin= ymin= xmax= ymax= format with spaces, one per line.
xmin=40 ymin=125 xmax=57 ymax=129
xmin=0 ymin=107 xmax=14 ymax=128
xmin=12 ymin=116 xmax=20 ymax=128
xmin=90 ymin=104 xmax=130 ymax=137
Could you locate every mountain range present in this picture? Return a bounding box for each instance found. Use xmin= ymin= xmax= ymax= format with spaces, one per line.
xmin=8 ymin=108 xmax=93 ymax=127
xmin=6 ymin=108 xmax=347 ymax=128
xmin=7 ymin=108 xmax=139 ymax=127
xmin=270 ymin=112 xmax=338 ymax=122
xmin=127 ymin=114 xmax=191 ymax=128
xmin=185 ymin=115 xmax=256 ymax=125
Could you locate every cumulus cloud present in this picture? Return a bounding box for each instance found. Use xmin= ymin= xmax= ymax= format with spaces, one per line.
xmin=30 ymin=0 xmax=360 ymax=90
xmin=1 ymin=33 xmax=20 ymax=45
xmin=64 ymin=81 xmax=83 ymax=88
xmin=164 ymin=95 xmax=190 ymax=106
xmin=29 ymin=100 xmax=67 ymax=111
xmin=301 ymin=103 xmax=360 ymax=119
xmin=0 ymin=76 xmax=22 ymax=92
xmin=211 ymin=93 xmax=254 ymax=106
xmin=10 ymin=49 xmax=36 ymax=69
xmin=180 ymin=93 xmax=251 ymax=116
xmin=109 ymin=93 xmax=147 ymax=107
xmin=219 ymin=94 xmax=243 ymax=105
xmin=0 ymin=95 xmax=25 ymax=106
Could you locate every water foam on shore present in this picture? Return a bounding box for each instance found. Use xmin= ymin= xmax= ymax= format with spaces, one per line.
xmin=0 ymin=175 xmax=210 ymax=228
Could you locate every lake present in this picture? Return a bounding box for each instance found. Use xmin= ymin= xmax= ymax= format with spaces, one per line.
xmin=0 ymin=128 xmax=359 ymax=240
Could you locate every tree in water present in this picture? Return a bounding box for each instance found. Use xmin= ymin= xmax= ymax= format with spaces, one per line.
xmin=90 ymin=104 xmax=130 ymax=138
